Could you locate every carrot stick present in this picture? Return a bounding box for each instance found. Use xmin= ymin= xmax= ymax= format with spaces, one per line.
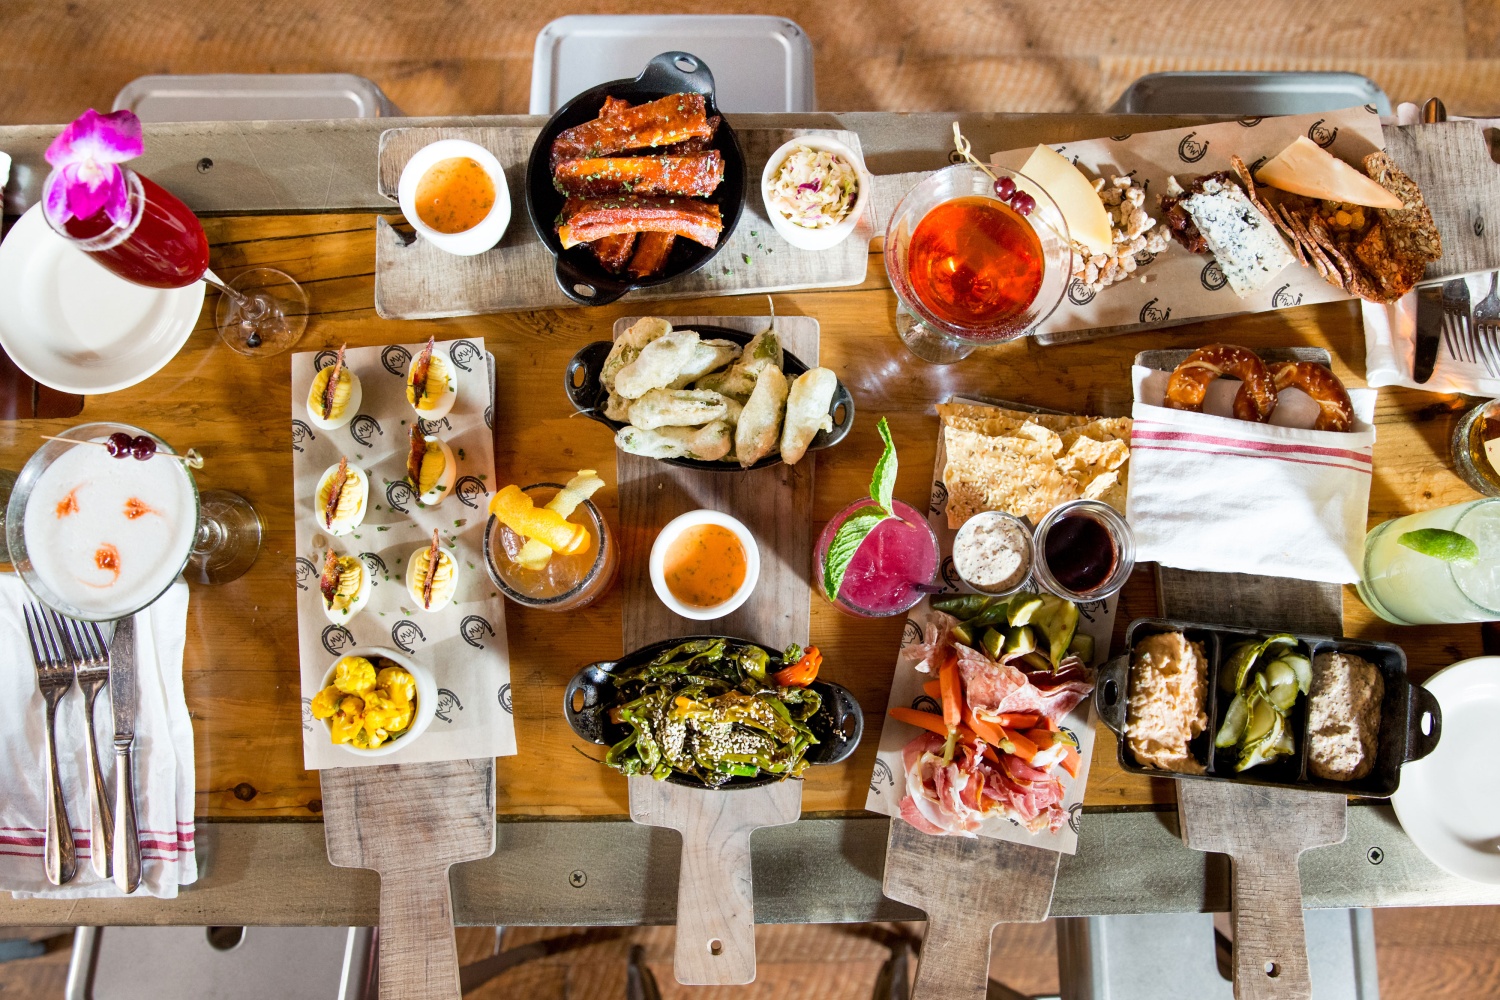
xmin=922 ymin=679 xmax=942 ymax=700
xmin=1002 ymin=727 xmax=1038 ymax=762
xmin=1059 ymin=744 xmax=1081 ymax=778
xmin=889 ymin=706 xmax=950 ymax=739
xmin=997 ymin=713 xmax=1042 ymax=730
xmin=939 ymin=652 xmax=962 ymax=729
xmin=963 ymin=708 xmax=1007 ymax=749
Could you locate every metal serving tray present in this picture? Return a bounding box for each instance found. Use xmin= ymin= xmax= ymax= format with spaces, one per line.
xmin=1095 ymin=617 xmax=1442 ymax=797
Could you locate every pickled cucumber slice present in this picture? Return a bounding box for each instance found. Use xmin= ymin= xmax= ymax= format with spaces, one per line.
xmin=1004 ymin=626 xmax=1039 ymax=659
xmin=1237 ymin=710 xmax=1292 ymax=772
xmin=1244 ymin=695 xmax=1276 ymax=744
xmin=981 ymin=627 xmax=1005 ymax=662
xmin=1067 ymin=632 xmax=1095 ymax=664
xmin=1215 ymin=693 xmax=1250 ymax=748
xmin=1007 ymin=594 xmax=1045 ymax=627
xmin=1031 ymin=596 xmax=1080 ymax=668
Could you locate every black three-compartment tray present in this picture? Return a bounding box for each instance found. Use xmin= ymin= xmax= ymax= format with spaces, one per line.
xmin=1095 ymin=617 xmax=1442 ymax=797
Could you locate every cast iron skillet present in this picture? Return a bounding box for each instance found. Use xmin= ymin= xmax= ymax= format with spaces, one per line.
xmin=564 ymin=324 xmax=855 ymax=472
xmin=564 ymin=635 xmax=864 ymax=790
xmin=525 ymin=51 xmax=746 ymax=307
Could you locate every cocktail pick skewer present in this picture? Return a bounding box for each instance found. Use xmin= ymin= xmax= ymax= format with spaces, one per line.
xmin=950 ymin=122 xmax=1068 ymax=246
xmin=40 ymin=435 xmax=204 ymax=469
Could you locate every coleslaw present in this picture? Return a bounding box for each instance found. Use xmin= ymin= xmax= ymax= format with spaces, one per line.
xmin=766 ymin=145 xmax=861 ymax=230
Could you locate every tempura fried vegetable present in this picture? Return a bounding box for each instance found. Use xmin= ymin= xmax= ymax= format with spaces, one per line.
xmin=616 ymin=422 xmax=733 ymax=462
xmin=614 ymin=330 xmax=702 ymax=399
xmin=628 ymin=388 xmax=730 ymax=430
xmin=668 ymin=339 xmax=742 ymax=388
xmin=601 ymin=316 xmax=671 ymax=391
xmin=603 ymin=391 xmax=633 ymax=423
xmin=780 ymin=367 xmax=838 ymax=465
xmin=735 ymin=366 xmax=789 ymax=468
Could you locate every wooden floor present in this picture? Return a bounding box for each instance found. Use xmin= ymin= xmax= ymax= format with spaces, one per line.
xmin=4 ymin=1 xmax=1500 ymax=998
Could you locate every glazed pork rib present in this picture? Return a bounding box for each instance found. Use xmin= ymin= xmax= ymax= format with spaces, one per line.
xmin=558 ymin=197 xmax=723 ymax=249
xmin=589 ymin=233 xmax=638 ymax=273
xmin=553 ymin=151 xmax=725 ymax=198
xmin=550 ymin=93 xmax=713 ymax=168
xmin=627 ymin=231 xmax=676 ymax=279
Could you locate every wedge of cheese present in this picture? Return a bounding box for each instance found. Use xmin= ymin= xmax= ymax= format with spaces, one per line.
xmin=1016 ymin=145 xmax=1113 ymax=255
xmin=1254 ymin=136 xmax=1403 ymax=209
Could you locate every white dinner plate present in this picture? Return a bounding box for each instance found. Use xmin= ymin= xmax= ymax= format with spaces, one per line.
xmin=1391 ymin=656 xmax=1500 ymax=883
xmin=0 ymin=205 xmax=205 ymax=394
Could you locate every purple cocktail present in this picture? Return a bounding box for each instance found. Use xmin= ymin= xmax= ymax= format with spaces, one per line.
xmin=815 ymin=498 xmax=939 ymax=618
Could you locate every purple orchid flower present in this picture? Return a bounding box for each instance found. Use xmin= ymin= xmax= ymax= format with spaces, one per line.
xmin=43 ymin=109 xmax=144 ymax=229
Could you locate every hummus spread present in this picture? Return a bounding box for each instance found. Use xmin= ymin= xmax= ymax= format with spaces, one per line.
xmin=1127 ymin=631 xmax=1208 ymax=774
xmin=1308 ymin=651 xmax=1383 ymax=782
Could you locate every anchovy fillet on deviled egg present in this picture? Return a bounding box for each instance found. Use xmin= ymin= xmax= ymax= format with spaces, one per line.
xmin=406 ymin=528 xmax=458 ymax=612
xmin=316 ymin=456 xmax=368 ymax=536
xmin=306 ymin=344 xmax=362 ymax=430
xmin=406 ymin=336 xmax=458 ymax=420
xmin=319 ymin=548 xmax=371 ymax=624
xmin=405 ymin=424 xmax=457 ymax=507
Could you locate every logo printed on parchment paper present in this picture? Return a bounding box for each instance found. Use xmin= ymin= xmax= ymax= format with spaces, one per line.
xmin=1200 ymin=260 xmax=1228 ymax=292
xmin=313 ymin=349 xmax=340 ymax=371
xmin=912 ymin=694 xmax=940 ymax=715
xmin=455 ymin=476 xmax=487 ymax=508
xmin=291 ymin=419 xmax=315 ymax=452
xmin=484 ymin=404 xmax=494 ymax=430
xmin=929 ymin=480 xmax=949 ymax=516
xmin=381 ymin=345 xmax=412 ymax=377
xmin=1139 ymin=298 xmax=1171 ymax=325
xmin=435 ymin=688 xmax=464 ymax=723
xmin=1308 ymin=119 xmax=1338 ymax=148
xmin=498 ymin=683 xmax=513 ymax=714
xmin=1248 ymin=154 xmax=1269 ymax=178
xmin=901 ymin=619 xmax=924 ymax=649
xmin=1068 ymin=802 xmax=1084 ymax=835
xmin=390 ymin=619 xmax=426 ymax=653
xmin=941 ymin=556 xmax=962 ymax=592
xmin=1108 ymin=134 xmax=1132 ymax=142
xmin=1271 ymin=284 xmax=1303 ymax=309
xmin=1177 ymin=131 xmax=1209 ymax=163
xmin=1066 ymin=277 xmax=1098 ymax=306
xmin=358 ymin=552 xmax=388 ymax=584
xmin=301 ymin=697 xmax=314 ymax=732
xmin=350 ymin=415 xmax=383 ymax=447
xmin=295 ymin=556 xmax=318 ymax=591
xmin=460 ymin=615 xmax=495 ymax=648
xmin=1134 ymin=248 xmax=1159 ymax=267
xmin=321 ymin=624 xmax=356 ymax=655
xmin=870 ymin=758 xmax=895 ymax=793
xmin=417 ymin=416 xmax=452 ymax=435
xmin=448 ymin=340 xmax=483 ymax=372
xmin=1237 ymin=117 xmax=1263 ymax=128
xmin=385 ymin=480 xmax=416 ymax=514
xmin=1364 ymin=104 xmax=1379 ymax=114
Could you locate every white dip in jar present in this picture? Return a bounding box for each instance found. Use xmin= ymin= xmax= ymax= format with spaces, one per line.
xmin=952 ymin=512 xmax=1032 ymax=594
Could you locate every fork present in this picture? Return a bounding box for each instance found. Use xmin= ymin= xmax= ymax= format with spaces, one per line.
xmin=1442 ymin=279 xmax=1478 ymax=367
xmin=1472 ymin=273 xmax=1500 ymax=378
xmin=58 ymin=616 xmax=113 ymax=880
xmin=23 ymin=605 xmax=76 ymax=885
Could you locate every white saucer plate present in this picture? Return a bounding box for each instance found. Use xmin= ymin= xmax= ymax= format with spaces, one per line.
xmin=1391 ymin=656 xmax=1500 ymax=884
xmin=0 ymin=205 xmax=205 ymax=394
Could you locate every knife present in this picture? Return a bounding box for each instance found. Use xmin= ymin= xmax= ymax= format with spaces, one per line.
xmin=109 ymin=615 xmax=140 ymax=894
xmin=1414 ymin=285 xmax=1446 ymax=384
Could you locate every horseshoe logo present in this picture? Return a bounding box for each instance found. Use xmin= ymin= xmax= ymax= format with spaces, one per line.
xmin=1271 ymin=283 xmax=1303 ymax=309
xmin=1066 ymin=277 xmax=1098 ymax=306
xmin=1139 ymin=298 xmax=1171 ymax=325
xmin=291 ymin=419 xmax=315 ymax=453
xmin=1133 ymin=248 xmax=1158 ymax=267
xmin=321 ymin=624 xmax=356 ymax=655
xmin=381 ymin=345 xmax=412 ymax=378
xmin=1307 ymin=118 xmax=1338 ymax=148
xmin=1200 ymin=260 xmax=1228 ymax=291
xmin=434 ymin=688 xmax=464 ymax=723
xmin=417 ymin=416 xmax=451 ymax=435
xmin=869 ymin=758 xmax=895 ymax=792
xmin=295 ymin=556 xmax=318 ymax=591
xmin=1177 ymin=131 xmax=1209 ymax=163
xmin=498 ymin=683 xmax=513 ymax=714
xmin=350 ymin=414 xmax=383 ymax=447
xmin=313 ymin=349 xmax=340 ymax=371
xmin=358 ymin=552 xmax=388 ymax=580
xmin=1237 ymin=117 xmax=1263 ymax=128
xmin=900 ymin=619 xmax=923 ymax=648
xmin=455 ymin=476 xmax=487 ymax=508
xmin=460 ymin=615 xmax=494 ymax=648
xmin=449 ymin=340 xmax=483 ymax=372
xmin=912 ymin=694 xmax=940 ymax=714
xmin=940 ymin=555 xmax=961 ymax=592
xmin=929 ymin=479 xmax=948 ymax=516
xmin=484 ymin=404 xmax=494 ymax=430
xmin=301 ymin=697 xmax=314 ymax=732
xmin=1108 ymin=133 xmax=1132 ymax=142
xmin=390 ymin=620 xmax=426 ymax=653
xmin=385 ymin=480 xmax=416 ymax=514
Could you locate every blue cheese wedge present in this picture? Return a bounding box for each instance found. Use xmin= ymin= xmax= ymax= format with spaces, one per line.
xmin=1171 ymin=176 xmax=1294 ymax=298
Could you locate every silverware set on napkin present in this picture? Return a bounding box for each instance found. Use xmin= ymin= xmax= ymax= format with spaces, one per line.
xmin=1415 ymin=273 xmax=1500 ymax=382
xmin=22 ymin=604 xmax=140 ymax=892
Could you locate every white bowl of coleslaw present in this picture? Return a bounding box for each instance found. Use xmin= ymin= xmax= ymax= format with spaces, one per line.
xmin=760 ymin=136 xmax=870 ymax=252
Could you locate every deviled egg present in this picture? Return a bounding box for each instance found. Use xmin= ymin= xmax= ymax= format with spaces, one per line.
xmin=405 ymin=425 xmax=457 ymax=507
xmin=306 ymin=345 xmax=362 ymax=430
xmin=406 ymin=529 xmax=459 ymax=612
xmin=406 ymin=336 xmax=458 ymax=420
xmin=319 ymin=549 xmax=371 ymax=624
xmin=316 ymin=457 xmax=369 ymax=536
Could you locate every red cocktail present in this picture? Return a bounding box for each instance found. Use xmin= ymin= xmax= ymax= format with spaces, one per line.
xmin=815 ymin=498 xmax=939 ymax=618
xmin=54 ymin=169 xmax=210 ymax=289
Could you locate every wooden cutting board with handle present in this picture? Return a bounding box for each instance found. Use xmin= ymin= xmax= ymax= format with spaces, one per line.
xmin=322 ymin=758 xmax=496 ymax=1000
xmin=1159 ymin=566 xmax=1348 ymax=1000
xmin=883 ymin=819 xmax=1060 ymax=1000
xmin=613 ymin=312 xmax=818 ymax=985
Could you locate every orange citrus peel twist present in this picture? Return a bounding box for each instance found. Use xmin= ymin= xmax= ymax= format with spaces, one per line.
xmin=490 ymin=484 xmax=590 ymax=557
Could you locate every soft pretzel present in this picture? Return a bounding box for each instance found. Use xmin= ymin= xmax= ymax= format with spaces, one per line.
xmin=1267 ymin=362 xmax=1354 ymax=432
xmin=1164 ymin=345 xmax=1278 ymax=423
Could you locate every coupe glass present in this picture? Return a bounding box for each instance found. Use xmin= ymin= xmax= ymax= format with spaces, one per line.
xmin=885 ymin=163 xmax=1071 ymax=364
xmin=43 ymin=166 xmax=307 ymax=357
xmin=6 ymin=422 xmax=262 ymax=621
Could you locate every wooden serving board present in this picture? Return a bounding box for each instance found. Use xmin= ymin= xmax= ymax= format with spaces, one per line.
xmin=1158 ymin=566 xmax=1348 ymax=1000
xmin=373 ymin=128 xmax=877 ymax=319
xmin=883 ymin=820 xmax=1060 ymax=1000
xmin=613 ymin=313 xmax=817 ymax=985
xmin=322 ymin=758 xmax=496 ymax=1000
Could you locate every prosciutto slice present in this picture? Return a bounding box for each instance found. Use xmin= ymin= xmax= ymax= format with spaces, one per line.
xmin=900 ymin=733 xmax=986 ymax=837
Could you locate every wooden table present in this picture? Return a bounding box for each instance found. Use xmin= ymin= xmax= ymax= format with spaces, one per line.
xmin=0 ymin=112 xmax=1497 ymax=926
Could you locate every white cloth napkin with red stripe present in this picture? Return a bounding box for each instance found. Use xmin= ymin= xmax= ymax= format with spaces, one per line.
xmin=0 ymin=575 xmax=197 ymax=898
xmin=1125 ymin=366 xmax=1378 ymax=584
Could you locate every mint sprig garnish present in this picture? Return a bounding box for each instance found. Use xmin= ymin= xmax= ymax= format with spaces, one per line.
xmin=822 ymin=417 xmax=898 ymax=602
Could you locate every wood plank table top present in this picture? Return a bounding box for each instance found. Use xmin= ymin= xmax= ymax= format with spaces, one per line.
xmin=0 ymin=111 xmax=1491 ymax=926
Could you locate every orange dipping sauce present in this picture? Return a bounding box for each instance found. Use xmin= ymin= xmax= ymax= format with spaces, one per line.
xmin=414 ymin=156 xmax=496 ymax=234
xmin=664 ymin=524 xmax=746 ymax=608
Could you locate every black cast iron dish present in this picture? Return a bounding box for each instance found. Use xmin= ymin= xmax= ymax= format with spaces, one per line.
xmin=525 ymin=51 xmax=746 ymax=306
xmin=1095 ymin=617 xmax=1442 ymax=797
xmin=564 ymin=635 xmax=864 ymax=790
xmin=564 ymin=323 xmax=855 ymax=472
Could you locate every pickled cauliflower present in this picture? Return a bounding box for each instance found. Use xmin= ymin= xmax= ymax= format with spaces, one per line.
xmin=313 ymin=655 xmax=418 ymax=749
